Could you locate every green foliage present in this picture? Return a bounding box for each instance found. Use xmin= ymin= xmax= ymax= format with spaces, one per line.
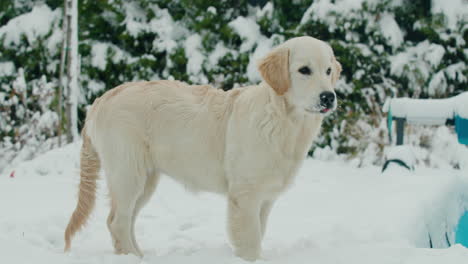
xmin=168 ymin=47 xmax=188 ymax=81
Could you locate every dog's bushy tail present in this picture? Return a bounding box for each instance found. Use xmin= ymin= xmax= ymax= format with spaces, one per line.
xmin=64 ymin=128 xmax=100 ymax=251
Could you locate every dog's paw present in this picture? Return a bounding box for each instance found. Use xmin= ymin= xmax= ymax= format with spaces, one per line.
xmin=235 ymin=248 xmax=261 ymax=262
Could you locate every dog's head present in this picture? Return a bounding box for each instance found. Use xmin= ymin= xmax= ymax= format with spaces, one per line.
xmin=258 ymin=36 xmax=341 ymax=115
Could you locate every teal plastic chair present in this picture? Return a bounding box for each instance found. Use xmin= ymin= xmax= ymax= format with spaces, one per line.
xmin=455 ymin=115 xmax=468 ymax=145
xmin=456 ymin=211 xmax=468 ymax=247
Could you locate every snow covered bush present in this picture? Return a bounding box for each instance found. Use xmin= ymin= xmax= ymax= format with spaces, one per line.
xmin=0 ymin=68 xmax=58 ymax=172
xmin=0 ymin=2 xmax=63 ymax=172
xmin=0 ymin=0 xmax=467 ymax=172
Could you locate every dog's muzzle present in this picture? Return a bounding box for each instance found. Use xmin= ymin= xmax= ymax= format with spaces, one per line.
xmin=319 ymin=92 xmax=335 ymax=111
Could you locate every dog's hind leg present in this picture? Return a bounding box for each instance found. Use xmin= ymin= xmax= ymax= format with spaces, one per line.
xmin=106 ymin=198 xmax=116 ymax=249
xmin=107 ymin=174 xmax=143 ymax=256
xmin=130 ymin=169 xmax=160 ymax=255
xmin=104 ymin=150 xmax=148 ymax=257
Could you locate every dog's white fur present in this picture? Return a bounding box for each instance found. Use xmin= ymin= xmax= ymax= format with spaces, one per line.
xmin=64 ymin=36 xmax=341 ymax=261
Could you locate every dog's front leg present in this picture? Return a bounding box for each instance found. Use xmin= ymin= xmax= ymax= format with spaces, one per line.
xmin=227 ymin=194 xmax=262 ymax=261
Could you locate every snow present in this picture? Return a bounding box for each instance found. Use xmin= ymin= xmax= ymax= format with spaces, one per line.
xmin=256 ymin=2 xmax=274 ymax=19
xmin=0 ymin=61 xmax=16 ymax=77
xmin=122 ymin=3 xmax=190 ymax=78
xmin=122 ymin=2 xmax=186 ymax=55
xmin=247 ymin=38 xmax=274 ymax=83
xmin=428 ymin=70 xmax=447 ymax=96
xmin=90 ymin=42 xmax=138 ymax=71
xmin=184 ymin=33 xmax=211 ymax=84
xmin=46 ymin=22 xmax=64 ymax=54
xmin=228 ymin=16 xmax=277 ymax=83
xmin=445 ymin=62 xmax=467 ymax=82
xmin=122 ymin=2 xmax=148 ymax=38
xmin=454 ymin=93 xmax=468 ymax=119
xmin=390 ymin=41 xmax=445 ymax=77
xmin=38 ymin=110 xmax=58 ymax=132
xmin=300 ymin=0 xmax=403 ymax=26
xmin=432 ymin=0 xmax=468 ymax=30
xmin=425 ymin=44 xmax=446 ymax=68
xmin=383 ymin=92 xmax=468 ymax=124
xmin=228 ymin=16 xmax=262 ymax=53
xmin=91 ymin=43 xmax=109 ymax=71
xmin=379 ymin=12 xmax=403 ymax=49
xmin=183 ymin=34 xmax=206 ymax=83
xmin=207 ymin=6 xmax=217 ymax=15
xmin=12 ymin=68 xmax=27 ymax=98
xmin=355 ymin=43 xmax=372 ymax=56
xmin=429 ymin=126 xmax=468 ymax=169
xmin=2 ymin=143 xmax=468 ymax=263
xmin=208 ymin=43 xmax=230 ymax=70
xmin=384 ymin=145 xmax=416 ymax=170
xmin=87 ymin=79 xmax=106 ymax=95
xmin=149 ymin=7 xmax=186 ymax=54
xmin=0 ymin=3 xmax=63 ymax=52
xmin=300 ymin=0 xmax=336 ymax=25
xmin=389 ymin=41 xmax=448 ymax=95
xmin=0 ymin=4 xmax=60 ymax=47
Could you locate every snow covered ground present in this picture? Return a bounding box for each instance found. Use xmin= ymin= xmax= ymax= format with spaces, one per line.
xmin=2 ymin=142 xmax=468 ymax=263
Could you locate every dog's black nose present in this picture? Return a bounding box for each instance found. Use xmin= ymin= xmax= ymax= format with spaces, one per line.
xmin=320 ymin=91 xmax=335 ymax=109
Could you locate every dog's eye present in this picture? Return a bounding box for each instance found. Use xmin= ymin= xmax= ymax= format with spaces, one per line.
xmin=298 ymin=66 xmax=311 ymax=75
xmin=326 ymin=67 xmax=332 ymax=75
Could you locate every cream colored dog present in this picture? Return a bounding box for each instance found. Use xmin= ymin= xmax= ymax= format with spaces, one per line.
xmin=64 ymin=36 xmax=341 ymax=261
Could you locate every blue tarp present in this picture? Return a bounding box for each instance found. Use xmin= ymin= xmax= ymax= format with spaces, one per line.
xmin=455 ymin=115 xmax=468 ymax=145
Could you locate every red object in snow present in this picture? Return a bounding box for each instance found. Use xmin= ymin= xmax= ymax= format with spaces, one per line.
xmin=10 ymin=171 xmax=15 ymax=178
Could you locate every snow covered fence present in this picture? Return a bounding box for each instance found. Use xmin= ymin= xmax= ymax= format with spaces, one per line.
xmin=383 ymin=92 xmax=468 ymax=145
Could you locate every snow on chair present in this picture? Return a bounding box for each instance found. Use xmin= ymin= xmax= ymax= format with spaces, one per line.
xmin=383 ymin=92 xmax=468 ymax=146
xmin=381 ymin=92 xmax=468 ymax=172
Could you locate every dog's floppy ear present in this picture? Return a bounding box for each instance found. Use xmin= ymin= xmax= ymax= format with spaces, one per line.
xmin=332 ymin=57 xmax=342 ymax=86
xmin=258 ymin=47 xmax=290 ymax=95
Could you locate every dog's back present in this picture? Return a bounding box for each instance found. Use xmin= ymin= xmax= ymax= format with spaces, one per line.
xmin=86 ymin=81 xmax=242 ymax=193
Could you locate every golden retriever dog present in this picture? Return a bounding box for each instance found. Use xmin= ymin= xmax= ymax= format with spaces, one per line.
xmin=64 ymin=36 xmax=341 ymax=261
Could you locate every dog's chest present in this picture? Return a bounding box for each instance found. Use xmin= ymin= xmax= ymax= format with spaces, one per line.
xmin=225 ymin=113 xmax=321 ymax=197
xmin=264 ymin=115 xmax=323 ymax=191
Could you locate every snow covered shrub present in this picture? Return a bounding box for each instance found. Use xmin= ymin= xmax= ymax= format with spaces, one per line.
xmin=0 ymin=69 xmax=58 ymax=172
xmin=0 ymin=2 xmax=62 ymax=172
